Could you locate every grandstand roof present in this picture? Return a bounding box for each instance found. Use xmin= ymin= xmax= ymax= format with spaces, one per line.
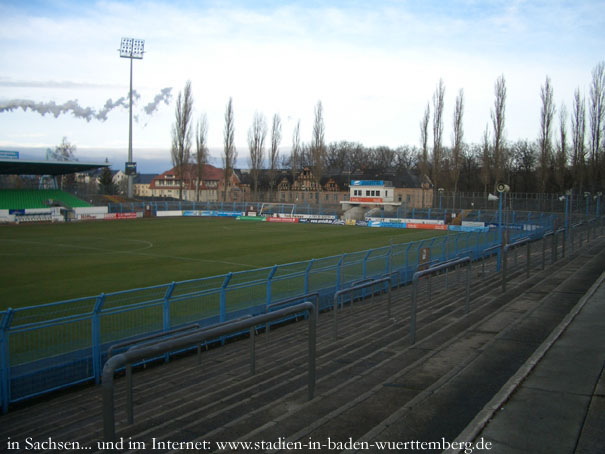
xmin=0 ymin=159 xmax=109 ymax=176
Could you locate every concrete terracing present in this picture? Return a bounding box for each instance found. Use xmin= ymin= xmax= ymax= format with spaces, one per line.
xmin=0 ymin=233 xmax=603 ymax=453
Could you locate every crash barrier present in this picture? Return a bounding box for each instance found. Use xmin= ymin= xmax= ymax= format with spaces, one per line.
xmin=102 ymin=302 xmax=316 ymax=442
xmin=410 ymin=257 xmax=471 ymax=345
xmin=2 ymin=217 xmax=602 ymax=412
xmin=265 ymin=292 xmax=319 ymax=341
xmin=332 ymin=277 xmax=392 ymax=339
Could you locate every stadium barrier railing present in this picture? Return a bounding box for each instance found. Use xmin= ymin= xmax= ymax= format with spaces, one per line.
xmin=2 ymin=216 xmax=601 ymax=413
xmin=102 ymin=301 xmax=317 ymax=442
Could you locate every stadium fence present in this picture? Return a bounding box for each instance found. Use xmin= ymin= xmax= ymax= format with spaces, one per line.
xmin=1 ymin=211 xmax=601 ymax=412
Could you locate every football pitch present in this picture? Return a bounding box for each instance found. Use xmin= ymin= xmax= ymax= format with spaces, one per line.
xmin=0 ymin=217 xmax=446 ymax=310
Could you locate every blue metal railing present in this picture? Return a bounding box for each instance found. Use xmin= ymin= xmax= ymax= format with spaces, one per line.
xmin=0 ymin=216 xmax=577 ymax=412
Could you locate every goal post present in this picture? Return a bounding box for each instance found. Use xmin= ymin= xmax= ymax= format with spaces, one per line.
xmin=259 ymin=203 xmax=296 ymax=217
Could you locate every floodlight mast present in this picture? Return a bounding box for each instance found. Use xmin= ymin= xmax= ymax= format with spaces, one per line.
xmin=119 ymin=37 xmax=144 ymax=199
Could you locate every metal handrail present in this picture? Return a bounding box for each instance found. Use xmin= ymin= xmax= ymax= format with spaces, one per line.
xmin=502 ymin=237 xmax=532 ymax=291
xmin=383 ymin=271 xmax=401 ymax=289
xmin=102 ymin=302 xmax=316 ymax=442
xmin=332 ymin=277 xmax=392 ymax=339
xmin=123 ymin=317 xmax=254 ymax=424
xmin=410 ymin=256 xmax=471 ymax=345
xmin=107 ymin=323 xmax=201 ymax=359
xmin=265 ymin=292 xmax=319 ymax=340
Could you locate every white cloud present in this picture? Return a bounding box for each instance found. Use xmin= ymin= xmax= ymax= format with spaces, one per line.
xmin=0 ymin=0 xmax=603 ymax=160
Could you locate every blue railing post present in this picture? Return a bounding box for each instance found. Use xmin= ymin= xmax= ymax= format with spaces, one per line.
xmin=337 ymin=254 xmax=345 ymax=291
xmin=1 ymin=308 xmax=15 ymax=414
xmin=266 ymin=266 xmax=278 ymax=308
xmin=362 ymin=250 xmax=371 ymax=279
xmin=387 ymin=245 xmax=392 ymax=276
xmin=405 ymin=242 xmax=413 ymax=284
xmin=442 ymin=236 xmax=448 ymax=262
xmin=92 ymin=294 xmax=105 ymax=384
xmin=220 ymin=273 xmax=232 ymax=323
xmin=163 ymin=283 xmax=176 ymax=332
xmin=416 ymin=240 xmax=426 ymax=269
xmin=304 ymin=260 xmax=314 ymax=294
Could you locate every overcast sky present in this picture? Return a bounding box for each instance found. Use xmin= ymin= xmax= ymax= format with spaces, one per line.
xmin=0 ymin=0 xmax=603 ymax=172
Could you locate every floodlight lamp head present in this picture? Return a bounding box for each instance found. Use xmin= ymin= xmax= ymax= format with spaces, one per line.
xmin=119 ymin=37 xmax=145 ymax=59
xmin=496 ymin=183 xmax=510 ymax=193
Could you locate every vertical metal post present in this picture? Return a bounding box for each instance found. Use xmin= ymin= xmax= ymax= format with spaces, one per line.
xmin=92 ymin=294 xmax=105 ymax=384
xmin=127 ymin=57 xmax=134 ymax=199
xmin=502 ymin=246 xmax=508 ymax=293
xmin=126 ymin=363 xmax=133 ymax=424
xmin=304 ymin=260 xmax=314 ymax=294
xmin=337 ymin=254 xmax=345 ymax=291
xmin=332 ymin=293 xmax=339 ymax=339
xmin=387 ymin=279 xmax=392 ymax=318
xmin=410 ymin=280 xmax=418 ymax=345
xmin=542 ymin=235 xmax=546 ymax=270
xmin=249 ymin=326 xmax=256 ymax=376
xmin=465 ymin=262 xmax=471 ymax=314
xmin=0 ymin=309 xmax=14 ymax=414
xmin=308 ymin=304 xmax=316 ymax=401
xmin=526 ymin=241 xmax=531 ymax=279
xmin=266 ymin=265 xmax=278 ymax=310
xmin=220 ymin=273 xmax=232 ymax=324
xmin=163 ymin=283 xmax=176 ymax=362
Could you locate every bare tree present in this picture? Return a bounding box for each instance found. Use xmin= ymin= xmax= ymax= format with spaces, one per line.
xmin=52 ymin=137 xmax=77 ymax=161
xmin=291 ymin=120 xmax=301 ymax=177
xmin=171 ymin=80 xmax=193 ymax=200
xmin=554 ymin=103 xmax=568 ymax=191
xmin=268 ymin=113 xmax=282 ymax=200
xmin=480 ymin=125 xmax=491 ymax=194
xmin=491 ymin=75 xmax=506 ymax=186
xmin=589 ymin=61 xmax=605 ymax=190
xmin=432 ymin=79 xmax=445 ymax=189
xmin=194 ymin=113 xmax=208 ymax=201
xmin=538 ymin=76 xmax=556 ymax=193
xmin=247 ymin=111 xmax=267 ymax=198
xmin=511 ymin=140 xmax=537 ymax=192
xmin=419 ymin=102 xmax=430 ymax=180
xmin=451 ymin=88 xmax=464 ymax=203
xmin=325 ymin=141 xmax=350 ymax=175
xmin=371 ymin=146 xmax=396 ymax=174
xmin=310 ymin=100 xmax=326 ymax=197
xmin=52 ymin=137 xmax=78 ymax=190
xmin=571 ymin=88 xmax=587 ymax=193
xmin=222 ymin=97 xmax=237 ymax=201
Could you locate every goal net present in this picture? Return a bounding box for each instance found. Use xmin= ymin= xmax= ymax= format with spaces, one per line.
xmin=259 ymin=203 xmax=296 ymax=217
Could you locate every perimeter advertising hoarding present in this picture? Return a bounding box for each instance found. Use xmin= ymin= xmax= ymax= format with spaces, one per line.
xmin=266 ymin=217 xmax=299 ymax=223
xmin=104 ymin=212 xmax=137 ymax=220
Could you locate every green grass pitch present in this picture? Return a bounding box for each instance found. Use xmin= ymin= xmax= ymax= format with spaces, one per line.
xmin=0 ymin=217 xmax=446 ymax=310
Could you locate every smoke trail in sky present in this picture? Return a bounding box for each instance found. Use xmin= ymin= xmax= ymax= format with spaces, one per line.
xmin=0 ymin=88 xmax=173 ymax=122
xmin=143 ymin=87 xmax=173 ymax=115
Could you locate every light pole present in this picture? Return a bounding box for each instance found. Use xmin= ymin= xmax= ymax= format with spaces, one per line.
xmin=438 ymin=188 xmax=444 ymax=211
xmin=119 ymin=37 xmax=145 ymax=199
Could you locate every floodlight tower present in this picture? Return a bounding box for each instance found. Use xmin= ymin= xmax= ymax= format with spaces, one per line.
xmin=119 ymin=37 xmax=145 ymax=199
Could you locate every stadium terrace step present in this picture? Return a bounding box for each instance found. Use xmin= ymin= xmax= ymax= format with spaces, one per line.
xmin=0 ymin=235 xmax=602 ymax=454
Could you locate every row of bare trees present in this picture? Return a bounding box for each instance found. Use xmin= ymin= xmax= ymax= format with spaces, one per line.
xmin=170 ymin=61 xmax=605 ymax=201
xmin=415 ymin=61 xmax=605 ymax=196
xmin=171 ymin=81 xmax=238 ymax=201
xmin=171 ymin=79 xmax=327 ymax=201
